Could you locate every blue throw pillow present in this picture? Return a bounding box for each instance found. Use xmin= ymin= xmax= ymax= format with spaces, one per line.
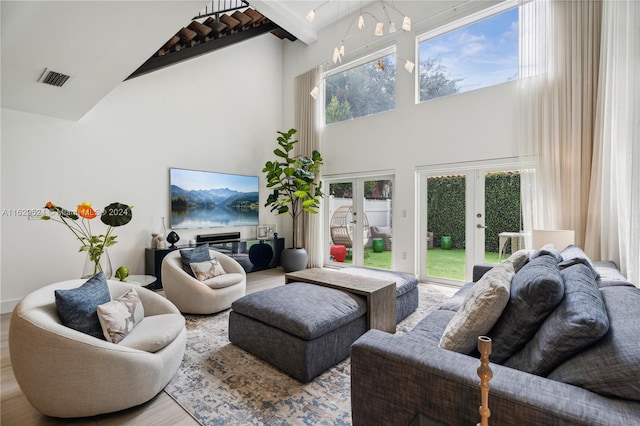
xmin=55 ymin=272 xmax=111 ymax=339
xmin=504 ymin=263 xmax=609 ymax=376
xmin=548 ymin=285 xmax=640 ymax=401
xmin=488 ymin=254 xmax=565 ymax=364
xmin=180 ymin=243 xmax=211 ymax=277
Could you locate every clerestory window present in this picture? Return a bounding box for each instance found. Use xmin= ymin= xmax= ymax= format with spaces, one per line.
xmin=417 ymin=2 xmax=519 ymax=103
xmin=324 ymin=46 xmax=396 ymax=125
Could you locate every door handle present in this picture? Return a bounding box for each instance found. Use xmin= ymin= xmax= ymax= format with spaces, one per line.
xmin=477 ymin=224 xmax=486 ymax=229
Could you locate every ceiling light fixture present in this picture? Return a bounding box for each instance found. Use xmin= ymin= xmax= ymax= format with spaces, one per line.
xmin=374 ymin=22 xmax=384 ymax=36
xmin=306 ymin=10 xmax=316 ymax=23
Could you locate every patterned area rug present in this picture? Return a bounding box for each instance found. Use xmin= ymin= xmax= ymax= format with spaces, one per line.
xmin=164 ymin=284 xmax=453 ymax=426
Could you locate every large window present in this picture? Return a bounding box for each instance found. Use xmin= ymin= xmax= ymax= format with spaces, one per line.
xmin=417 ymin=3 xmax=519 ymax=102
xmin=324 ymin=47 xmax=396 ymax=125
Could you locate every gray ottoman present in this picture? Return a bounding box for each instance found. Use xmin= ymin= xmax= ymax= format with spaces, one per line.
xmin=339 ymin=267 xmax=419 ymax=322
xmin=228 ymin=282 xmax=367 ymax=382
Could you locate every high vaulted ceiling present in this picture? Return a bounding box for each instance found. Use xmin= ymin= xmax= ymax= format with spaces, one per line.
xmin=0 ymin=0 xmax=398 ymax=121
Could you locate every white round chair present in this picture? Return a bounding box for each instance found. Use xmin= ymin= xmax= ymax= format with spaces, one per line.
xmin=161 ymin=249 xmax=247 ymax=314
xmin=9 ymin=280 xmax=186 ymax=418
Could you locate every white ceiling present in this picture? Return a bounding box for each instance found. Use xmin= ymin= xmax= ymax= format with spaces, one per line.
xmin=0 ymin=0 xmax=449 ymax=121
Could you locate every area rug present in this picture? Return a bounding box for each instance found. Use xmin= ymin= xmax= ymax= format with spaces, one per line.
xmin=164 ymin=284 xmax=453 ymax=426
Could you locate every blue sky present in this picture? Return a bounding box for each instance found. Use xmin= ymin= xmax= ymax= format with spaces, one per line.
xmin=419 ymin=8 xmax=519 ymax=93
xmin=170 ymin=168 xmax=258 ymax=193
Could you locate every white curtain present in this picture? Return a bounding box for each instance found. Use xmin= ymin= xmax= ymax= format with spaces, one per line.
xmin=584 ymin=0 xmax=639 ymax=283
xmin=519 ymin=0 xmax=639 ymax=283
xmin=294 ymin=67 xmax=324 ymax=268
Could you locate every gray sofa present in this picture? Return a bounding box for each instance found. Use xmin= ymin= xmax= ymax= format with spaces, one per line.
xmin=351 ymin=249 xmax=640 ymax=425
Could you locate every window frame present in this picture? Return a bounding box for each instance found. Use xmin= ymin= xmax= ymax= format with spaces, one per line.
xmin=415 ymin=0 xmax=519 ymax=104
xmin=321 ymin=45 xmax=397 ymax=126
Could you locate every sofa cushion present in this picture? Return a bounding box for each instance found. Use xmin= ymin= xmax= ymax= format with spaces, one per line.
xmin=204 ymin=272 xmax=244 ymax=289
xmin=180 ymin=244 xmax=210 ymax=277
xmin=504 ymin=263 xmax=609 ymax=376
xmin=559 ymin=244 xmax=599 ymax=279
xmin=488 ymin=254 xmax=565 ymax=363
xmin=547 ymin=285 xmax=640 ymax=401
xmin=54 ymin=272 xmax=111 ymax=339
xmin=439 ymin=260 xmax=513 ymax=354
xmin=97 ymin=288 xmax=144 ymax=343
xmin=439 ymin=281 xmax=474 ymax=312
xmin=409 ymin=309 xmax=456 ymax=345
xmin=119 ymin=313 xmax=185 ymax=353
xmin=231 ymin=282 xmax=366 ymax=340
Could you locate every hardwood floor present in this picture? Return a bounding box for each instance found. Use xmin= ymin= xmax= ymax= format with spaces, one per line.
xmin=0 ymin=268 xmax=285 ymax=426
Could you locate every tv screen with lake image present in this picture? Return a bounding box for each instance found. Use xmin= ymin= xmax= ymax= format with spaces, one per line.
xmin=170 ymin=168 xmax=259 ymax=229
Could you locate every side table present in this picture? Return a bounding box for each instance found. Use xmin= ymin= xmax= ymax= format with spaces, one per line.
xmin=125 ymin=275 xmax=158 ymax=289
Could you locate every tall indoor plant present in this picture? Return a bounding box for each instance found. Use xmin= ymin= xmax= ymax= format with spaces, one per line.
xmin=263 ymin=128 xmax=324 ymax=272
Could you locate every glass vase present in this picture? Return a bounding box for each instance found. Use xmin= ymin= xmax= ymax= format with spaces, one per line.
xmin=82 ymin=249 xmax=113 ymax=279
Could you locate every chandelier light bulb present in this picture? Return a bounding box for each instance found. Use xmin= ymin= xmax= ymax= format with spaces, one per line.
xmin=358 ymin=15 xmax=365 ymax=30
xmin=306 ymin=10 xmax=315 ymax=23
xmin=402 ymin=16 xmax=411 ymax=31
xmin=375 ymin=22 xmax=384 ymax=36
xmin=404 ymin=60 xmax=415 ymax=73
xmin=339 ymin=43 xmax=345 ymax=56
xmin=389 ymin=22 xmax=396 ymax=33
xmin=310 ymin=86 xmax=319 ymax=99
xmin=333 ymin=47 xmax=341 ymax=64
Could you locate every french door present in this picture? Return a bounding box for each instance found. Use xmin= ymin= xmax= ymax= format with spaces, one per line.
xmin=418 ymin=160 xmax=521 ymax=284
xmin=325 ymin=174 xmax=394 ymax=269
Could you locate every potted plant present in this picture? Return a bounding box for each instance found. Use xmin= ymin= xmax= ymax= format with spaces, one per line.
xmin=263 ymin=128 xmax=324 ymax=272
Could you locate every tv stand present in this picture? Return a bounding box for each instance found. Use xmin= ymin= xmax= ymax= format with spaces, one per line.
xmin=145 ymin=237 xmax=284 ymax=289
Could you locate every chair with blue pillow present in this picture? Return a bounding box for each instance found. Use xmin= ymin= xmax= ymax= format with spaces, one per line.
xmin=161 ymin=244 xmax=246 ymax=314
xmin=9 ymin=276 xmax=186 ymax=418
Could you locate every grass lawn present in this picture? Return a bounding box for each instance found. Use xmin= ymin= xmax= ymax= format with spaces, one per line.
xmin=340 ymin=247 xmax=502 ymax=281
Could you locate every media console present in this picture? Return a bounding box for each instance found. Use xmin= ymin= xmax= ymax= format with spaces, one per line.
xmin=145 ymin=237 xmax=284 ymax=289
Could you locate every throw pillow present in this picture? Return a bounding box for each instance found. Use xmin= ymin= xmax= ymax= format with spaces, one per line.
xmin=189 ymin=258 xmax=227 ymax=281
xmin=97 ymin=288 xmax=145 ymax=344
xmin=559 ymin=244 xmax=599 ymax=279
xmin=439 ymin=260 xmax=514 ymax=354
xmin=55 ymin=272 xmax=111 ymax=339
xmin=530 ymin=243 xmax=563 ymax=262
xmin=504 ymin=263 xmax=609 ymax=376
xmin=488 ymin=254 xmax=565 ymax=364
xmin=548 ymin=285 xmax=640 ymax=401
xmin=180 ymin=243 xmax=210 ymax=277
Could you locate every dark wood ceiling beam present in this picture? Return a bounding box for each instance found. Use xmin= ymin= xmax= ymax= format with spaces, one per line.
xmin=127 ymin=22 xmax=281 ymax=80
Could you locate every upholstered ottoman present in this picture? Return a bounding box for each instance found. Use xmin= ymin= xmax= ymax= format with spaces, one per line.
xmin=228 ymin=282 xmax=367 ymax=382
xmin=339 ymin=267 xmax=419 ymax=322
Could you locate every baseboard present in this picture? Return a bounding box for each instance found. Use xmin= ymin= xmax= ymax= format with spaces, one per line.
xmin=1 ymin=298 xmax=19 ymax=315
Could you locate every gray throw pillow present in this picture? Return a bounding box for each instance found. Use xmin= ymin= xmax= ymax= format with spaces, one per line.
xmin=55 ymin=272 xmax=111 ymax=339
xmin=504 ymin=263 xmax=609 ymax=376
xmin=559 ymin=244 xmax=599 ymax=279
xmin=548 ymin=285 xmax=640 ymax=401
xmin=180 ymin=243 xmax=210 ymax=277
xmin=439 ymin=260 xmax=513 ymax=354
xmin=488 ymin=254 xmax=564 ymax=364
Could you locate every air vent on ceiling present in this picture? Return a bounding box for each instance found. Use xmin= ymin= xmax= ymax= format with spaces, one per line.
xmin=38 ymin=68 xmax=71 ymax=87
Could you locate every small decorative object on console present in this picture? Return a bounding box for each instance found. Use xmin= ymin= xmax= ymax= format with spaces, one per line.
xmin=167 ymin=231 xmax=180 ymax=247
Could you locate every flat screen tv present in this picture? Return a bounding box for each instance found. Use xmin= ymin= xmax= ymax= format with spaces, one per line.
xmin=170 ymin=168 xmax=259 ymax=229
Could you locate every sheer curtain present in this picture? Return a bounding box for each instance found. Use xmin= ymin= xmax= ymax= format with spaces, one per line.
xmin=294 ymin=67 xmax=324 ymax=267
xmin=519 ymin=0 xmax=639 ymax=282
xmin=584 ymin=0 xmax=639 ymax=283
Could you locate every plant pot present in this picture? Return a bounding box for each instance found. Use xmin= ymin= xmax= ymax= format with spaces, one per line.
xmin=281 ymin=248 xmax=308 ymax=272
xmin=440 ymin=236 xmax=452 ymax=250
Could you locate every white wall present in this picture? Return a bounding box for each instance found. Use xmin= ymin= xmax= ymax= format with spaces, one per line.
xmin=1 ymin=35 xmax=285 ymax=312
xmin=281 ymin=1 xmax=519 ymax=272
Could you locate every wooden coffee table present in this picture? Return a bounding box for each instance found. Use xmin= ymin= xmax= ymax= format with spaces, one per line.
xmin=285 ymin=268 xmax=397 ymax=333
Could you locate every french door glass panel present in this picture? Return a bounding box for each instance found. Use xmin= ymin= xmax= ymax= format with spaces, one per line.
xmin=326 ymin=176 xmax=393 ymax=269
xmin=420 ymin=162 xmax=520 ymax=283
